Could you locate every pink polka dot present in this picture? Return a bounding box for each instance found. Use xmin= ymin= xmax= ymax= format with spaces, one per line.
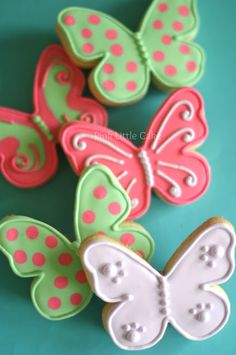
xmin=135 ymin=250 xmax=145 ymax=258
xmin=126 ymin=61 xmax=138 ymax=73
xmin=186 ymin=61 xmax=197 ymax=72
xmin=162 ymin=35 xmax=172 ymax=45
xmin=70 ymin=293 xmax=82 ymax=305
xmin=76 ymin=271 xmax=87 ymax=284
xmin=179 ymin=5 xmax=189 ymax=17
xmin=45 ymin=235 xmax=58 ymax=248
xmin=63 ymin=15 xmax=75 ymax=26
xmin=48 ymin=297 xmax=61 ymax=310
xmin=58 ymin=253 xmax=73 ymax=266
xmin=82 ymin=43 xmax=94 ymax=54
xmin=110 ymin=44 xmax=123 ymax=56
xmin=81 ymin=28 xmax=93 ymax=39
xmin=105 ymin=29 xmax=118 ymax=40
xmin=82 ymin=210 xmax=96 ymax=224
xmin=157 ymin=3 xmax=168 ymax=12
xmin=32 ymin=253 xmax=46 ymax=267
xmin=126 ymin=81 xmax=137 ymax=91
xmin=164 ymin=65 xmax=177 ymax=76
xmin=103 ymin=80 xmax=115 ymax=91
xmin=26 ymin=226 xmax=39 ymax=239
xmin=180 ymin=44 xmax=190 ymax=55
xmin=14 ymin=250 xmax=27 ymax=264
xmin=93 ymin=186 xmax=107 ymax=199
xmin=102 ymin=63 xmax=114 ymax=74
xmin=88 ymin=14 xmax=100 ymax=25
xmin=108 ymin=202 xmax=121 ymax=215
xmin=120 ymin=233 xmax=135 ymax=246
xmin=54 ymin=276 xmax=68 ymax=289
xmin=153 ymin=50 xmax=165 ymax=62
xmin=153 ymin=20 xmax=163 ymax=30
xmin=6 ymin=228 xmax=18 ymax=241
xmin=173 ymin=21 xmax=184 ymax=31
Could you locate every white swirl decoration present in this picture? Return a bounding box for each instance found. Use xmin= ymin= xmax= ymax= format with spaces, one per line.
xmin=151 ymin=100 xmax=195 ymax=154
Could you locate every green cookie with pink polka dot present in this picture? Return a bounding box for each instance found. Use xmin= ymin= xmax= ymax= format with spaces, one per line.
xmin=57 ymin=0 xmax=205 ymax=105
xmin=0 ymin=165 xmax=154 ymax=320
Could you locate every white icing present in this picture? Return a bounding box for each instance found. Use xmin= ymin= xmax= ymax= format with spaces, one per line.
xmin=138 ymin=150 xmax=154 ymax=186
xmin=131 ymin=198 xmax=139 ymax=209
xmin=156 ymin=170 xmax=182 ymax=197
xmin=127 ymin=178 xmax=137 ymax=194
xmin=155 ymin=128 xmax=195 ymax=154
xmin=122 ymin=323 xmax=146 ymax=343
xmin=157 ymin=161 xmax=198 ymax=187
xmin=99 ymin=261 xmax=127 ymax=285
xmin=189 ymin=303 xmax=213 ymax=323
xmin=85 ymin=155 xmax=125 ymax=167
xmin=151 ymin=100 xmax=195 ymax=151
xmin=117 ymin=171 xmax=128 ymax=180
xmin=72 ymin=133 xmax=133 ymax=158
xmin=81 ymin=221 xmax=235 ymax=350
xmin=199 ymin=244 xmax=225 ymax=268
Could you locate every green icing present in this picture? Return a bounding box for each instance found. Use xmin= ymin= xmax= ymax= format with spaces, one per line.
xmin=0 ymin=216 xmax=91 ymax=320
xmin=44 ymin=63 xmax=83 ymax=124
xmin=74 ymin=165 xmax=154 ymax=261
xmin=140 ymin=0 xmax=205 ymax=88
xmin=0 ymin=120 xmax=46 ymax=169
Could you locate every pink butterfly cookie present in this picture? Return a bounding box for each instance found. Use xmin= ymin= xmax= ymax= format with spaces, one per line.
xmin=57 ymin=0 xmax=205 ymax=105
xmin=0 ymin=45 xmax=107 ymax=188
xmin=60 ymin=87 xmax=210 ymax=219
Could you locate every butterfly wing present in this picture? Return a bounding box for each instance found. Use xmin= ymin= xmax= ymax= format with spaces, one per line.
xmin=165 ymin=218 xmax=235 ymax=339
xmin=34 ymin=44 xmax=107 ymax=139
xmin=142 ymin=87 xmax=210 ymax=204
xmin=0 ymin=108 xmax=57 ymax=187
xmin=57 ymin=8 xmax=149 ymax=105
xmin=140 ymin=0 xmax=205 ymax=89
xmin=0 ymin=216 xmax=92 ymax=320
xmin=74 ymin=165 xmax=154 ymax=261
xmin=60 ymin=122 xmax=150 ymax=219
xmin=80 ymin=236 xmax=167 ymax=350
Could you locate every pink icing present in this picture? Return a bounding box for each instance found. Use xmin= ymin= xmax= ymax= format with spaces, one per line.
xmin=82 ymin=210 xmax=96 ymax=224
xmin=26 ymin=226 xmax=39 ymax=239
xmin=6 ymin=228 xmax=19 ymax=241
xmin=108 ymin=202 xmax=122 ymax=215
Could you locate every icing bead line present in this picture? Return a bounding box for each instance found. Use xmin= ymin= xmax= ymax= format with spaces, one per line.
xmin=138 ymin=150 xmax=154 ymax=187
xmin=134 ymin=32 xmax=151 ymax=67
xmin=32 ymin=115 xmax=54 ymax=141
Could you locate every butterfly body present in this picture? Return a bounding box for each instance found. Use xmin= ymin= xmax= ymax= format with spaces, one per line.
xmin=80 ymin=218 xmax=235 ymax=350
xmin=0 ymin=45 xmax=107 ymax=187
xmin=57 ymin=0 xmax=205 ymax=105
xmin=60 ymin=88 xmax=210 ymax=219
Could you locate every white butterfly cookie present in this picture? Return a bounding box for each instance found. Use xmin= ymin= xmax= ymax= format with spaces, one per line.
xmin=79 ymin=218 xmax=235 ymax=350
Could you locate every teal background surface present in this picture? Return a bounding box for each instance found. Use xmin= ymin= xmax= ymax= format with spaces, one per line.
xmin=0 ymin=0 xmax=235 ymax=354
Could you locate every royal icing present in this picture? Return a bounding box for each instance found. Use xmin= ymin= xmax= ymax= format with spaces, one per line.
xmin=60 ymin=87 xmax=210 ymax=219
xmin=80 ymin=218 xmax=235 ymax=350
xmin=0 ymin=165 xmax=153 ymax=320
xmin=0 ymin=45 xmax=107 ymax=188
xmin=57 ymin=0 xmax=205 ymax=105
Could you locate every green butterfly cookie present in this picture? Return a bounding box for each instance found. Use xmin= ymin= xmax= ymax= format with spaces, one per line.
xmin=57 ymin=0 xmax=205 ymax=105
xmin=0 ymin=165 xmax=154 ymax=320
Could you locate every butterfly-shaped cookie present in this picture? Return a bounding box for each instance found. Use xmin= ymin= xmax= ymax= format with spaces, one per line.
xmin=57 ymin=0 xmax=205 ymax=105
xmin=0 ymin=165 xmax=153 ymax=320
xmin=0 ymin=45 xmax=107 ymax=188
xmin=60 ymin=87 xmax=210 ymax=219
xmin=80 ymin=218 xmax=235 ymax=350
